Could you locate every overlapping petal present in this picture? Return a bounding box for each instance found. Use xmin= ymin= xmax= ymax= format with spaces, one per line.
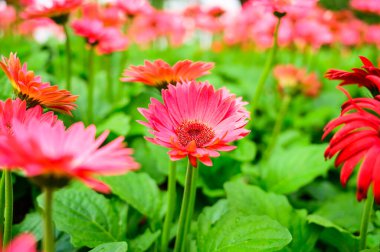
xmin=323 ymin=96 xmax=380 ymax=203
xmin=325 ymin=56 xmax=380 ymax=97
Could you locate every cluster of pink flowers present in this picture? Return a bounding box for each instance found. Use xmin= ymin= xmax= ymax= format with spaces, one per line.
xmin=2 ymin=0 xmax=380 ymax=49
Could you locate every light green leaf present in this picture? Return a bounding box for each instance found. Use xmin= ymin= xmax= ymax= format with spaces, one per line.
xmin=97 ymin=113 xmax=131 ymax=136
xmin=39 ymin=186 xmax=128 ymax=248
xmin=101 ymin=172 xmax=162 ymax=220
xmin=89 ymin=242 xmax=128 ymax=252
xmin=261 ymin=144 xmax=331 ymax=194
xmin=13 ymin=212 xmax=43 ymax=241
xmin=227 ymin=139 xmax=256 ymax=162
xmin=201 ymin=210 xmax=292 ymax=252
xmin=224 ymin=180 xmax=293 ymax=227
xmin=129 ymin=229 xmax=161 ymax=252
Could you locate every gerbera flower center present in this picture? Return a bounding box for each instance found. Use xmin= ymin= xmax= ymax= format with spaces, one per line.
xmin=176 ymin=120 xmax=215 ymax=147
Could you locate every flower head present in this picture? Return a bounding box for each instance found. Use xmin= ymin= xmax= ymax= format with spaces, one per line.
xmin=3 ymin=233 xmax=37 ymax=252
xmin=323 ymin=95 xmax=380 ymax=203
xmin=351 ymin=0 xmax=380 ymax=15
xmin=0 ymin=119 xmax=140 ymax=192
xmin=121 ymin=59 xmax=214 ymax=89
xmin=0 ymin=98 xmax=57 ymax=137
xmin=21 ymin=0 xmax=82 ymax=24
xmin=243 ymin=0 xmax=317 ymax=16
xmin=138 ymin=81 xmax=250 ymax=167
xmin=273 ymin=64 xmax=321 ymax=97
xmin=0 ymin=53 xmax=77 ymax=115
xmin=325 ymin=56 xmax=380 ymax=97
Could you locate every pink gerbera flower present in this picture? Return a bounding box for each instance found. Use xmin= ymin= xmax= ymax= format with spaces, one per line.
xmin=323 ymin=94 xmax=380 ymax=203
xmin=21 ymin=0 xmax=82 ymax=24
xmin=326 ymin=56 xmax=380 ymax=97
xmin=0 ymin=98 xmax=57 ymax=137
xmin=2 ymin=233 xmax=37 ymax=252
xmin=138 ymin=81 xmax=250 ymax=167
xmin=0 ymin=53 xmax=77 ymax=115
xmin=0 ymin=118 xmax=140 ymax=192
xmin=121 ymin=59 xmax=214 ymax=89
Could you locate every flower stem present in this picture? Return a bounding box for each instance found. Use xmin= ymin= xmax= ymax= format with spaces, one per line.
xmin=43 ymin=187 xmax=55 ymax=252
xmin=263 ymin=94 xmax=291 ymax=161
xmin=63 ymin=24 xmax=72 ymax=91
xmin=106 ymin=54 xmax=113 ymax=102
xmin=3 ymin=170 xmax=12 ymax=247
xmin=0 ymin=171 xmax=5 ymax=239
xmin=249 ymin=16 xmax=282 ymax=120
xmin=161 ymin=161 xmax=177 ymax=252
xmin=182 ymin=164 xmax=198 ymax=251
xmin=359 ymin=190 xmax=374 ymax=250
xmin=87 ymin=46 xmax=95 ymax=124
xmin=174 ymin=161 xmax=197 ymax=252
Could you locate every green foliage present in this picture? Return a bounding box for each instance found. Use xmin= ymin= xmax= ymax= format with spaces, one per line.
xmin=101 ymin=172 xmax=163 ymax=220
xmin=89 ymin=242 xmax=128 ymax=252
xmin=38 ymin=185 xmax=128 ymax=248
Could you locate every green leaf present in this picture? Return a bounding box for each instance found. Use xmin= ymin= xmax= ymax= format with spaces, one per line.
xmin=227 ymin=139 xmax=256 ymax=162
xmin=261 ymin=144 xmax=331 ymax=194
xmin=224 ymin=180 xmax=293 ymax=227
xmin=197 ymin=200 xmax=229 ymax=250
xmin=89 ymin=242 xmax=128 ymax=252
xmin=128 ymin=229 xmax=161 ymax=252
xmin=97 ymin=113 xmax=131 ymax=136
xmin=200 ymin=210 xmax=292 ymax=252
xmin=13 ymin=212 xmax=43 ymax=241
xmin=313 ymin=193 xmax=366 ymax=233
xmin=101 ymin=172 xmax=162 ymax=220
xmin=130 ymin=138 xmax=169 ymax=183
xmin=308 ymin=214 xmax=359 ymax=252
xmin=39 ymin=185 xmax=128 ymax=248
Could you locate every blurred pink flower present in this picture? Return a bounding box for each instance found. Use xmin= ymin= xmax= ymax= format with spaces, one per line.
xmin=351 ymin=0 xmax=380 ymax=15
xmin=138 ymin=81 xmax=250 ymax=167
xmin=3 ymin=233 xmax=37 ymax=252
xmin=243 ymin=0 xmax=318 ymax=15
xmin=273 ymin=64 xmax=321 ymax=97
xmin=116 ymin=0 xmax=154 ymax=17
xmin=81 ymin=2 xmax=126 ymax=27
xmin=0 ymin=119 xmax=140 ymax=192
xmin=21 ymin=0 xmax=82 ymax=23
xmin=97 ymin=28 xmax=129 ymax=54
xmin=0 ymin=3 xmax=16 ymax=31
xmin=71 ymin=18 xmax=105 ymax=44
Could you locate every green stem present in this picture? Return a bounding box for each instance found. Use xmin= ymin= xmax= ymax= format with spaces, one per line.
xmin=106 ymin=54 xmax=113 ymax=101
xmin=263 ymin=94 xmax=291 ymax=161
xmin=43 ymin=187 xmax=55 ymax=252
xmin=181 ymin=164 xmax=198 ymax=252
xmin=359 ymin=190 xmax=374 ymax=250
xmin=63 ymin=24 xmax=72 ymax=91
xmin=174 ymin=161 xmax=197 ymax=252
xmin=249 ymin=16 xmax=282 ymax=121
xmin=0 ymin=171 xmax=5 ymax=238
xmin=161 ymin=161 xmax=177 ymax=252
xmin=3 ymin=170 xmax=12 ymax=247
xmin=87 ymin=46 xmax=95 ymax=124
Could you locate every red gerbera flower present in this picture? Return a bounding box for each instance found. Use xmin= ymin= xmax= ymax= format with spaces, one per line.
xmin=0 ymin=118 xmax=140 ymax=192
xmin=325 ymin=56 xmax=380 ymax=97
xmin=323 ymin=94 xmax=380 ymax=203
xmin=138 ymin=81 xmax=250 ymax=167
xmin=121 ymin=59 xmax=214 ymax=89
xmin=0 ymin=53 xmax=77 ymax=115
xmin=21 ymin=0 xmax=82 ymax=24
